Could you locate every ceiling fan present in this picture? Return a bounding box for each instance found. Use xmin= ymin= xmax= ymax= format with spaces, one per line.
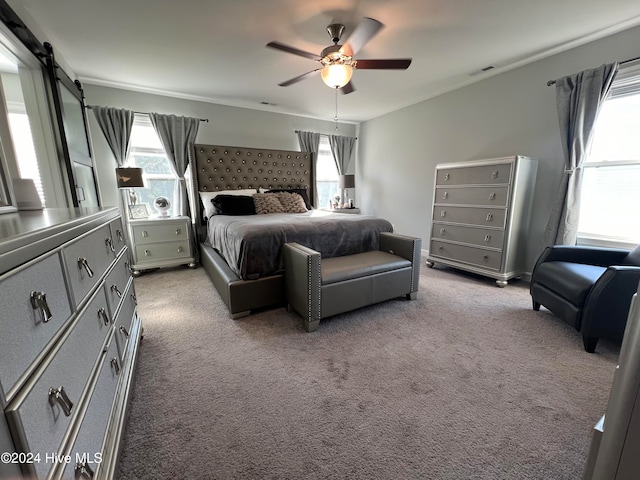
xmin=266 ymin=17 xmax=412 ymax=94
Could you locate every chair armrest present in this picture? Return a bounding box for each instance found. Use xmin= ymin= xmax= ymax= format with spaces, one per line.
xmin=581 ymin=266 xmax=640 ymax=342
xmin=534 ymin=245 xmax=629 ymax=269
xmin=379 ymin=232 xmax=422 ymax=293
xmin=282 ymin=243 xmax=321 ymax=324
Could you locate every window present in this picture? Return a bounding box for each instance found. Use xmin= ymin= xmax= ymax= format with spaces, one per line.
xmin=316 ymin=136 xmax=339 ymax=208
xmin=578 ymin=62 xmax=640 ymax=247
xmin=127 ymin=115 xmax=178 ymax=216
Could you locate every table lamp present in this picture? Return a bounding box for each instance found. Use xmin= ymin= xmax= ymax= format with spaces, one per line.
xmin=338 ymin=174 xmax=355 ymax=208
xmin=115 ymin=167 xmax=145 ymax=206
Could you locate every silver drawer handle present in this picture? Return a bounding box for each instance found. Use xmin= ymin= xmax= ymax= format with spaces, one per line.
xmin=111 ymin=357 xmax=121 ymax=376
xmin=77 ymin=257 xmax=94 ymax=278
xmin=142 ymin=230 xmax=148 ymax=237
xmin=491 ymin=170 xmax=499 ymax=179
xmin=439 ymin=228 xmax=446 ymax=235
xmin=111 ymin=284 xmax=123 ymax=298
xmin=98 ymin=307 xmax=110 ymax=326
xmin=116 ymin=228 xmax=124 ymax=242
xmin=442 ymin=192 xmax=448 ymax=200
xmin=177 ymin=246 xmax=183 ymax=253
xmin=486 ymin=213 xmax=493 ymax=221
xmin=489 ymin=192 xmax=496 ymax=200
xmin=438 ymin=246 xmax=444 ymax=251
xmin=484 ymin=234 xmax=492 ymax=242
xmin=175 ymin=228 xmax=181 ymax=235
xmin=440 ymin=210 xmax=446 ymax=218
xmin=444 ymin=173 xmax=450 ymax=181
xmin=74 ymin=461 xmax=95 ymax=479
xmin=483 ymin=255 xmax=490 ymax=261
xmin=105 ymin=237 xmax=115 ymax=253
xmin=120 ymin=325 xmax=130 ymax=339
xmin=48 ymin=386 xmax=74 ymax=417
xmin=30 ymin=291 xmax=53 ymax=323
xmin=144 ymin=249 xmax=151 ymax=256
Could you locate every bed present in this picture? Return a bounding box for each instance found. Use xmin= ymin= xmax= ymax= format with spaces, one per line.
xmin=189 ymin=143 xmax=393 ymax=318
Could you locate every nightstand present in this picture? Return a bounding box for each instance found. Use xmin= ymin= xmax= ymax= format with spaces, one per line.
xmin=127 ymin=215 xmax=196 ymax=276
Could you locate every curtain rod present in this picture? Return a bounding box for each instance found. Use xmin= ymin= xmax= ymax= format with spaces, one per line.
xmin=546 ymin=55 xmax=640 ymax=86
xmin=294 ymin=129 xmax=357 ymax=139
xmin=86 ymin=105 xmax=208 ymax=122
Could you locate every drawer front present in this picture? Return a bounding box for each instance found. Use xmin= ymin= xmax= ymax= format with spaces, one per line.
xmin=0 ymin=252 xmax=72 ymax=399
xmin=432 ymin=206 xmax=506 ymax=228
xmin=434 ymin=186 xmax=509 ymax=207
xmin=134 ymin=241 xmax=191 ymax=264
xmin=6 ymin=287 xmax=112 ymax=479
xmin=131 ymin=221 xmax=189 ymax=245
xmin=104 ymin=251 xmax=132 ymax=317
xmin=109 ymin=218 xmax=126 ymax=257
xmin=430 ymin=240 xmax=502 ymax=271
xmin=61 ymin=338 xmax=120 ymax=480
xmin=436 ymin=163 xmax=513 ymax=186
xmin=432 ymin=223 xmax=505 ymax=248
xmin=114 ymin=281 xmax=136 ymax=363
xmin=63 ymin=225 xmax=115 ymax=307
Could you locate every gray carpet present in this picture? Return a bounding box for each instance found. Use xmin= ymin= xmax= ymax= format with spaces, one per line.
xmin=116 ymin=261 xmax=619 ymax=480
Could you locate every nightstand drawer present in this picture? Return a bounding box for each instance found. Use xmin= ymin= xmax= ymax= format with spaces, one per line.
xmin=134 ymin=241 xmax=191 ymax=263
xmin=130 ymin=222 xmax=189 ymax=244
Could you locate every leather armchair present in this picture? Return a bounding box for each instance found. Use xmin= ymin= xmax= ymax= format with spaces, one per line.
xmin=530 ymin=245 xmax=640 ymax=352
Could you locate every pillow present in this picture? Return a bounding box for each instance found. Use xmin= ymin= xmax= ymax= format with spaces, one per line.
xmin=266 ymin=188 xmax=313 ymax=210
xmin=212 ymin=195 xmax=256 ymax=215
xmin=274 ymin=191 xmax=307 ymax=213
xmin=253 ymin=193 xmax=285 ymax=214
xmin=199 ymin=189 xmax=257 ymax=219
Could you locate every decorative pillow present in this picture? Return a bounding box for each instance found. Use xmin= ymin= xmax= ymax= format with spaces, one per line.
xmin=274 ymin=191 xmax=307 ymax=213
xmin=253 ymin=193 xmax=285 ymax=214
xmin=266 ymin=188 xmax=313 ymax=210
xmin=199 ymin=189 xmax=257 ymax=219
xmin=212 ymin=195 xmax=256 ymax=215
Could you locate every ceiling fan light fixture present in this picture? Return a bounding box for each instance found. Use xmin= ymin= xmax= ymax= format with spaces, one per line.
xmin=321 ymin=64 xmax=353 ymax=89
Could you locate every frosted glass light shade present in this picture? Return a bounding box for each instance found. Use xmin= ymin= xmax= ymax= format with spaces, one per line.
xmin=321 ymin=64 xmax=353 ymax=88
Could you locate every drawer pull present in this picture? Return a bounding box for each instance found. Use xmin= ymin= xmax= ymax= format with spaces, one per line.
xmin=111 ymin=284 xmax=123 ymax=298
xmin=177 ymin=246 xmax=183 ymax=253
xmin=489 ymin=192 xmax=496 ymax=200
xmin=486 ymin=213 xmax=493 ymax=222
xmin=105 ymin=237 xmax=116 ymax=253
xmin=484 ymin=234 xmax=492 ymax=242
xmin=78 ymin=257 xmax=94 ymax=278
xmin=48 ymin=386 xmax=74 ymax=417
xmin=131 ymin=293 xmax=138 ymax=306
xmin=444 ymin=173 xmax=450 ymax=181
xmin=483 ymin=255 xmax=490 ymax=261
xmin=74 ymin=461 xmax=95 ymax=479
xmin=442 ymin=192 xmax=448 ymax=200
xmin=142 ymin=230 xmax=149 ymax=238
xmin=111 ymin=357 xmax=121 ymax=376
xmin=176 ymin=228 xmax=181 ymax=235
xmin=491 ymin=170 xmax=499 ymax=179
xmin=30 ymin=291 xmax=53 ymax=323
xmin=144 ymin=249 xmax=151 ymax=256
xmin=116 ymin=228 xmax=124 ymax=242
xmin=120 ymin=325 xmax=130 ymax=339
xmin=440 ymin=210 xmax=446 ymax=218
xmin=439 ymin=228 xmax=446 ymax=235
xmin=438 ymin=246 xmax=444 ymax=251
xmin=98 ymin=307 xmax=110 ymax=326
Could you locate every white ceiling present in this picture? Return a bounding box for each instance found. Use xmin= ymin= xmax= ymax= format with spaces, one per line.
xmin=17 ymin=0 xmax=640 ymax=123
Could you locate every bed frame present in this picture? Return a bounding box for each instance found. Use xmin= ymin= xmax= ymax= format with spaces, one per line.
xmin=189 ymin=143 xmax=315 ymax=318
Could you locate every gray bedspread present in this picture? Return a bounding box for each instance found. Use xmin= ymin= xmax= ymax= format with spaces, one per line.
xmin=207 ymin=210 xmax=393 ymax=280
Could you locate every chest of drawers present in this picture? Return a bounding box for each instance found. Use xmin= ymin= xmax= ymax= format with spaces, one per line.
xmin=0 ymin=208 xmax=141 ymax=479
xmin=128 ymin=215 xmax=196 ymax=276
xmin=426 ymin=156 xmax=537 ymax=286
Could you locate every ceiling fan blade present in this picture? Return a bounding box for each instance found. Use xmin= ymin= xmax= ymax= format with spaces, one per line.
xmin=355 ymin=59 xmax=412 ymax=70
xmin=278 ymin=69 xmax=321 ymax=87
xmin=340 ymin=82 xmax=355 ymax=95
xmin=266 ymin=42 xmax=321 ymax=61
xmin=340 ymin=17 xmax=383 ymax=57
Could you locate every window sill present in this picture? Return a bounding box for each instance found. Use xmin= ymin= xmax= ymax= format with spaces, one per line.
xmin=577 ymin=235 xmax=638 ymax=250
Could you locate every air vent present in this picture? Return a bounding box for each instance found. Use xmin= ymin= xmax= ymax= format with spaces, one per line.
xmin=469 ymin=65 xmax=497 ymax=77
xmin=260 ymin=101 xmax=277 ymax=106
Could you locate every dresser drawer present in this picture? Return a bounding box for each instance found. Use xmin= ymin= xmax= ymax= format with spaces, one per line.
xmin=108 ymin=218 xmax=127 ymax=257
xmin=61 ymin=337 xmax=120 ymax=480
xmin=113 ymin=281 xmax=136 ymax=363
xmin=104 ymin=251 xmax=132 ymax=318
xmin=0 ymin=252 xmax=72 ymax=400
xmin=434 ymin=186 xmax=509 ymax=207
xmin=63 ymin=225 xmax=115 ymax=307
xmin=134 ymin=241 xmax=191 ymax=264
xmin=432 ymin=206 xmax=506 ymax=228
xmin=432 ymin=223 xmax=505 ymax=248
xmin=430 ymin=240 xmax=502 ymax=271
xmin=5 ymin=286 xmax=113 ymax=479
xmin=130 ymin=221 xmax=189 ymax=245
xmin=436 ymin=163 xmax=513 ymax=186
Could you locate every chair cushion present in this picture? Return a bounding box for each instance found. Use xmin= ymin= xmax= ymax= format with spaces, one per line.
xmin=622 ymin=244 xmax=640 ymax=266
xmin=533 ymin=261 xmax=607 ymax=306
xmin=321 ymin=251 xmax=411 ymax=285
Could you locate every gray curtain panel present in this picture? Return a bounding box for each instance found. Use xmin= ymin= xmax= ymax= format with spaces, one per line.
xmin=296 ymin=131 xmax=321 ymax=205
xmin=328 ymin=134 xmax=356 ymax=175
xmin=149 ymin=113 xmax=200 ymax=217
xmin=542 ymin=62 xmax=618 ymax=249
xmin=91 ymin=106 xmax=135 ymax=167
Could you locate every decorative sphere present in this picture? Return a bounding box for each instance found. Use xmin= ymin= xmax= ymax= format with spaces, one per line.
xmin=154 ymin=196 xmax=171 ymax=216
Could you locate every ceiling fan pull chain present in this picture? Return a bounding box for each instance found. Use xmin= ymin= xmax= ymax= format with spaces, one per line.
xmin=334 ymin=87 xmax=339 ymax=130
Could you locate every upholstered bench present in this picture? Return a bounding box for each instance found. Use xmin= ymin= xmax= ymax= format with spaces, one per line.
xmin=283 ymin=232 xmax=421 ymax=332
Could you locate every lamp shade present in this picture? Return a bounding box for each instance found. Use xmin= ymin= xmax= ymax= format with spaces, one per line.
xmin=115 ymin=167 xmax=144 ymax=188
xmin=321 ymin=64 xmax=353 ymax=88
xmin=338 ymin=174 xmax=355 ymax=189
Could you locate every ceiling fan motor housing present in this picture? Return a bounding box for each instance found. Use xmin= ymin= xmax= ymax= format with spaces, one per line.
xmin=326 ymin=24 xmax=345 ymax=44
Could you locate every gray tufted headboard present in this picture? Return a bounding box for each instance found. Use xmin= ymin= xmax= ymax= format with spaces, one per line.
xmin=189 ymin=144 xmax=315 ymax=226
